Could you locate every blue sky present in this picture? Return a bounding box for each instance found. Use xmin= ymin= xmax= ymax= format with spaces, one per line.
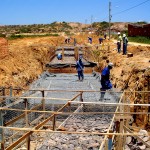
xmin=0 ymin=0 xmax=150 ymax=25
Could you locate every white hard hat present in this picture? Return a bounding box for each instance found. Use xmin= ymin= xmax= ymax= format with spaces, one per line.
xmin=108 ymin=62 xmax=113 ymax=67
xmin=118 ymin=32 xmax=120 ymax=35
xmin=123 ymin=34 xmax=126 ymax=37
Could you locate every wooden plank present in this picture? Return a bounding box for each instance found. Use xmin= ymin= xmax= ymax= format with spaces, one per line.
xmin=3 ymin=99 xmax=23 ymax=108
xmin=5 ymin=132 xmax=31 ymax=150
xmin=5 ymin=93 xmax=80 ymax=150
xmin=6 ymin=115 xmax=44 ymax=141
xmin=0 ymin=89 xmax=148 ymax=93
xmin=117 ymin=119 xmax=124 ymax=150
xmin=30 ymin=115 xmax=44 ymax=125
xmin=2 ymin=109 xmax=150 ymax=116
xmin=1 ymin=126 xmax=147 ymax=136
xmin=99 ymin=91 xmax=125 ymax=150
xmin=4 ymin=113 xmax=25 ymax=126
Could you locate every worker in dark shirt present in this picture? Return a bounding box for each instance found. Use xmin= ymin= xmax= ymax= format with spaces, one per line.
xmin=88 ymin=37 xmax=92 ymax=44
xmin=100 ymin=62 xmax=113 ymax=100
xmin=76 ymin=56 xmax=84 ymax=81
xmin=99 ymin=37 xmax=103 ymax=44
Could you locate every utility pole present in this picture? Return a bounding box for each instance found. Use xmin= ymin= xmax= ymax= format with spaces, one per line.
xmin=109 ymin=1 xmax=111 ymax=40
xmin=91 ymin=15 xmax=93 ymax=32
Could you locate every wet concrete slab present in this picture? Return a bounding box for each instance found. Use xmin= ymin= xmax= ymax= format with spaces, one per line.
xmin=27 ymin=72 xmax=119 ymax=104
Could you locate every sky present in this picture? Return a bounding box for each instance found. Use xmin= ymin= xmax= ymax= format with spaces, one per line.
xmin=0 ymin=0 xmax=150 ymax=25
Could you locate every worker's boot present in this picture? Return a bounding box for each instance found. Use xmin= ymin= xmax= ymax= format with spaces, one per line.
xmin=99 ymin=89 xmax=106 ymax=101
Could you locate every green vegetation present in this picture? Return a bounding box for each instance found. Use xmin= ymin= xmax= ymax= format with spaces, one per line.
xmin=0 ymin=22 xmax=73 ymax=36
xmin=0 ymin=33 xmax=6 ymax=37
xmin=19 ymin=27 xmax=31 ymax=33
xmin=128 ymin=36 xmax=150 ymax=44
xmin=135 ymin=21 xmax=148 ymax=25
xmin=92 ymin=21 xmax=113 ymax=35
xmin=7 ymin=33 xmax=59 ymax=40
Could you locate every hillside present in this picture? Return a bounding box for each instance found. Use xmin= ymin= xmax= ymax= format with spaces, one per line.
xmin=0 ymin=22 xmax=128 ymax=37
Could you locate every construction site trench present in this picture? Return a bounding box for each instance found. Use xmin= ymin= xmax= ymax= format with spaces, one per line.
xmin=0 ymin=45 xmax=150 ymax=150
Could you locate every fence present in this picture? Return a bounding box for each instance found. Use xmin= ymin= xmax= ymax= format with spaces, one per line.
xmin=128 ymin=24 xmax=150 ymax=37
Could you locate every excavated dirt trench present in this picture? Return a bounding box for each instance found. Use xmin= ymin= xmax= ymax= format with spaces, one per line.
xmin=0 ymin=36 xmax=150 ymax=150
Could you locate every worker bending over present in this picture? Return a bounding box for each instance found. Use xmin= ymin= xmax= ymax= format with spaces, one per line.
xmin=100 ymin=62 xmax=113 ymax=100
xmin=57 ymin=53 xmax=62 ymax=60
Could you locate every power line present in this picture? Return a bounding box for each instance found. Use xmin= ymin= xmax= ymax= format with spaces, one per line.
xmin=112 ymin=0 xmax=150 ymax=16
xmin=100 ymin=0 xmax=150 ymax=22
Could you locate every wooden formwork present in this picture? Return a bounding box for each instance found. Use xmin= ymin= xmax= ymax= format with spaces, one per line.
xmin=46 ymin=46 xmax=97 ymax=73
xmin=0 ymin=89 xmax=150 ymax=150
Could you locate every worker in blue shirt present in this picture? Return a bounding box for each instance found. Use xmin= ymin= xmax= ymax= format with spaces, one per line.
xmin=99 ymin=37 xmax=103 ymax=44
xmin=100 ymin=62 xmax=113 ymax=100
xmin=88 ymin=37 xmax=92 ymax=44
xmin=76 ymin=56 xmax=84 ymax=81
xmin=57 ymin=53 xmax=62 ymax=60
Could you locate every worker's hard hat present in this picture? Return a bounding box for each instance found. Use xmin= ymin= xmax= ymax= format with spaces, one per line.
xmin=79 ymin=55 xmax=82 ymax=59
xmin=118 ymin=32 xmax=120 ymax=35
xmin=108 ymin=62 xmax=113 ymax=67
xmin=123 ymin=34 xmax=126 ymax=37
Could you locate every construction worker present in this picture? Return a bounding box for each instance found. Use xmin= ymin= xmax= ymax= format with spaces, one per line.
xmin=117 ymin=32 xmax=122 ymax=53
xmin=88 ymin=37 xmax=92 ymax=44
xmin=104 ymin=33 xmax=107 ymax=39
xmin=65 ymin=38 xmax=68 ymax=44
xmin=76 ymin=56 xmax=84 ymax=81
xmin=122 ymin=34 xmax=128 ymax=55
xmin=99 ymin=37 xmax=103 ymax=44
xmin=74 ymin=38 xmax=77 ymax=46
xmin=100 ymin=62 xmax=113 ymax=100
xmin=68 ymin=37 xmax=71 ymax=43
xmin=57 ymin=53 xmax=62 ymax=60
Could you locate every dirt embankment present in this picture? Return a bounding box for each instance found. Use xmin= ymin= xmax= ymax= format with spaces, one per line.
xmin=83 ymin=35 xmax=150 ymax=128
xmin=93 ymin=41 xmax=150 ymax=128
xmin=0 ymin=35 xmax=149 ymax=92
xmin=109 ymin=45 xmax=150 ymax=90
xmin=0 ymin=36 xmax=65 ymax=89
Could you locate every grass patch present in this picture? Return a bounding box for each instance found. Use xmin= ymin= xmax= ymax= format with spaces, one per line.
xmin=128 ymin=36 xmax=150 ymax=44
xmin=7 ymin=33 xmax=59 ymax=40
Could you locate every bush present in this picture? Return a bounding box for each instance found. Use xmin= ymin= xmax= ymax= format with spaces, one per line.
xmin=8 ymin=34 xmax=23 ymax=40
xmin=0 ymin=33 xmax=6 ymax=38
xmin=128 ymin=36 xmax=150 ymax=44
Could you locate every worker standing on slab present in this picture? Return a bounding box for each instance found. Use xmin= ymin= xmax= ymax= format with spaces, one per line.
xmin=122 ymin=33 xmax=128 ymax=55
xmin=100 ymin=62 xmax=113 ymax=100
xmin=117 ymin=32 xmax=122 ymax=53
xmin=76 ymin=56 xmax=84 ymax=81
